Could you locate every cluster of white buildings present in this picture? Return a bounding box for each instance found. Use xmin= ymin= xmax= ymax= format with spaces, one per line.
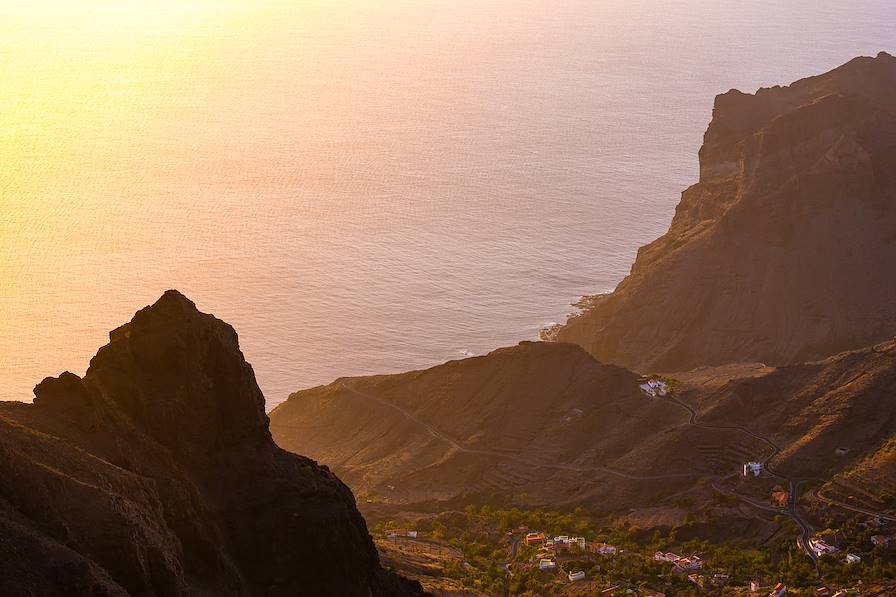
xmin=590 ymin=542 xmax=617 ymax=555
xmin=653 ymin=551 xmax=703 ymax=572
xmin=639 ymin=378 xmax=669 ymax=398
xmin=525 ymin=530 xmax=617 ymax=583
xmin=525 ymin=532 xmax=594 ymax=552
xmin=552 ymin=535 xmax=586 ymax=549
xmin=808 ymin=535 xmax=862 ymax=566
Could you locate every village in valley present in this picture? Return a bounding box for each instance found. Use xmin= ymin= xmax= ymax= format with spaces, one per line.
xmin=371 ymin=498 xmax=894 ymax=597
xmin=365 ymin=376 xmax=896 ymax=596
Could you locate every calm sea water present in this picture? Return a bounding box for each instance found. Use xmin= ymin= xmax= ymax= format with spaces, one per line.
xmin=1 ymin=1 xmax=893 ymax=409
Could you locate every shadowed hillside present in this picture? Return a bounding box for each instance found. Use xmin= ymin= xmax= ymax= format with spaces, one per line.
xmin=272 ymin=342 xmax=730 ymax=510
xmin=271 ymin=339 xmax=896 ymax=516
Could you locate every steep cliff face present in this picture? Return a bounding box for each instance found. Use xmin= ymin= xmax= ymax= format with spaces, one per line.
xmin=0 ymin=291 xmax=426 ymax=597
xmin=554 ymin=52 xmax=896 ymax=373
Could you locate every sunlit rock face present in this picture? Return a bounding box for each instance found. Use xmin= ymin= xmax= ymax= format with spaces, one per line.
xmin=556 ymin=52 xmax=896 ymax=373
xmin=0 ymin=290 xmax=427 ymax=597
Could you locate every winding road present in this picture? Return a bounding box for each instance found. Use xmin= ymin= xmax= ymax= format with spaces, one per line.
xmin=336 ymin=380 xmax=892 ymax=568
xmin=339 ymin=382 xmax=704 ymax=482
xmin=656 ymin=394 xmax=821 ymax=567
xmin=813 ymin=486 xmax=896 ymax=523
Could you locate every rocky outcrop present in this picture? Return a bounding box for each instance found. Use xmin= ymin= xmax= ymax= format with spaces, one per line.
xmin=0 ymin=290 xmax=426 ymax=597
xmin=554 ymin=52 xmax=896 ymax=373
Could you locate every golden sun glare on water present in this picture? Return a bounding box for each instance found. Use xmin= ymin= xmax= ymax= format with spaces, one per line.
xmin=0 ymin=1 xmax=197 ymax=136
xmin=0 ymin=0 xmax=370 ymax=214
xmin=0 ymin=0 xmax=274 ymax=288
xmin=2 ymin=0 xmax=249 ymax=36
xmin=1 ymin=0 xmax=360 ymax=289
xmin=0 ymin=0 xmax=264 ymax=202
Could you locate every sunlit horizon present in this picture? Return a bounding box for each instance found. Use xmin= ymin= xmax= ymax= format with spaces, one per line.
xmin=2 ymin=0 xmax=894 ymax=408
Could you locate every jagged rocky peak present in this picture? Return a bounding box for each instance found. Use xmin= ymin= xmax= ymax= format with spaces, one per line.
xmin=85 ymin=289 xmax=271 ymax=461
xmin=1 ymin=291 xmax=427 ymax=597
xmin=700 ymin=51 xmax=896 ymax=184
xmin=554 ymin=52 xmax=896 ymax=373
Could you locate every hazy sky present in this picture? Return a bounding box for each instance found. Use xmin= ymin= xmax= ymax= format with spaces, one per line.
xmin=2 ymin=1 xmax=893 ymax=406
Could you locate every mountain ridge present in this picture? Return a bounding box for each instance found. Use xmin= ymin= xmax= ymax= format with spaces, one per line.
xmin=271 ymin=337 xmax=896 ymax=516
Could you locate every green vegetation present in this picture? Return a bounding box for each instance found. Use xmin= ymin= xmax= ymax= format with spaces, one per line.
xmin=645 ymin=373 xmax=681 ymax=392
xmin=373 ymin=506 xmax=896 ymax=596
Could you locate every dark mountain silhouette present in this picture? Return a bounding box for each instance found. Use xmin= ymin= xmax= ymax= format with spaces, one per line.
xmin=0 ymin=290 xmax=427 ymax=597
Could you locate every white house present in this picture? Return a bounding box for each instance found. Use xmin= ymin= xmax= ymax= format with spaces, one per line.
xmin=743 ymin=462 xmax=762 ymax=477
xmin=592 ymin=543 xmax=617 ymax=555
xmin=539 ymin=559 xmax=557 ymax=571
xmin=809 ymin=537 xmax=839 ymax=556
xmin=639 ymin=379 xmax=669 ymax=398
xmin=845 ymin=553 xmax=861 ymax=564
xmin=568 ymin=570 xmax=586 ymax=582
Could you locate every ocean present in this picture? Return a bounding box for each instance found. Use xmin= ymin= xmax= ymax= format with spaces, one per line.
xmin=1 ymin=0 xmax=893 ymax=409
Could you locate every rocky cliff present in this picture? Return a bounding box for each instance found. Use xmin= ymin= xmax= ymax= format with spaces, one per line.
xmin=0 ymin=290 xmax=426 ymax=597
xmin=553 ymin=52 xmax=896 ymax=373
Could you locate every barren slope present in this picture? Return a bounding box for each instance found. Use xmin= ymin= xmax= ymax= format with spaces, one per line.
xmin=272 ymin=342 xmax=766 ymax=510
xmin=271 ymin=340 xmax=896 ymax=515
xmin=675 ymin=338 xmax=896 ymax=479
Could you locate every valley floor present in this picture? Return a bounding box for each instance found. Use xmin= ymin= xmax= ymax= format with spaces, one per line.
xmin=368 ymin=504 xmax=896 ymax=596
